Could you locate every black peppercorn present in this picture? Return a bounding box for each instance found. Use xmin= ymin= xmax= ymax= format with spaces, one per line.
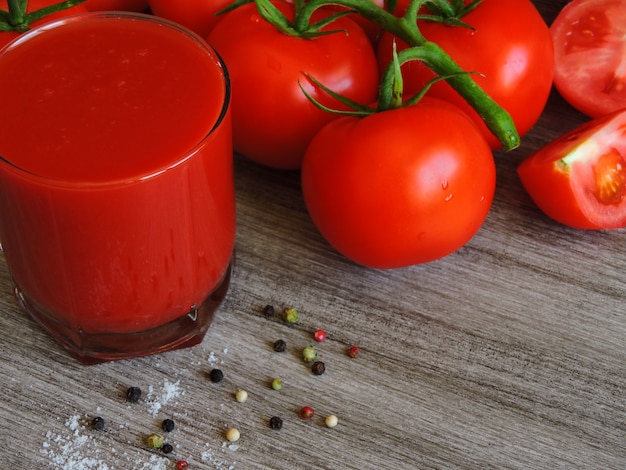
xmin=311 ymin=361 xmax=326 ymax=376
xmin=126 ymin=386 xmax=142 ymax=403
xmin=273 ymin=339 xmax=287 ymax=352
xmin=162 ymin=419 xmax=175 ymax=433
xmin=91 ymin=416 xmax=105 ymax=431
xmin=162 ymin=443 xmax=174 ymax=454
xmin=209 ymin=368 xmax=224 ymax=383
xmin=262 ymin=304 xmax=275 ymax=319
xmin=269 ymin=416 xmax=283 ymax=430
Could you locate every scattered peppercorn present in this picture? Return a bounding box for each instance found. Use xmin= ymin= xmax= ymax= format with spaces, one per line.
xmin=147 ymin=433 xmax=164 ymax=449
xmin=269 ymin=416 xmax=283 ymax=430
xmin=282 ymin=307 xmax=299 ymax=324
xmin=299 ymin=406 xmax=314 ymax=420
xmin=162 ymin=443 xmax=174 ymax=454
xmin=314 ymin=329 xmax=327 ymax=342
xmin=126 ymin=386 xmax=142 ymax=403
xmin=273 ymin=339 xmax=287 ymax=352
xmin=176 ymin=460 xmax=189 ymax=470
xmin=91 ymin=416 xmax=105 ymax=431
xmin=161 ymin=419 xmax=175 ymax=433
xmin=235 ymin=389 xmax=248 ymax=403
xmin=262 ymin=304 xmax=275 ymax=319
xmin=271 ymin=378 xmax=283 ymax=390
xmin=311 ymin=361 xmax=326 ymax=376
xmin=225 ymin=428 xmax=240 ymax=442
xmin=209 ymin=368 xmax=224 ymax=383
xmin=302 ymin=345 xmax=317 ymax=362
xmin=348 ymin=345 xmax=360 ymax=358
xmin=325 ymin=414 xmax=339 ymax=428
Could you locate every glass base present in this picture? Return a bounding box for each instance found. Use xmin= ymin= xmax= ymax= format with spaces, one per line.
xmin=12 ymin=259 xmax=233 ymax=365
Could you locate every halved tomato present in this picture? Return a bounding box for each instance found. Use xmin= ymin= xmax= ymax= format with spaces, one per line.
xmin=551 ymin=0 xmax=626 ymax=118
xmin=517 ymin=109 xmax=626 ymax=229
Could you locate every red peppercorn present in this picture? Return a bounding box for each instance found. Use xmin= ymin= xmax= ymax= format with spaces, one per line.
xmin=313 ymin=329 xmax=327 ymax=342
xmin=348 ymin=345 xmax=359 ymax=358
xmin=299 ymin=406 xmax=315 ymax=419
xmin=176 ymin=461 xmax=189 ymax=470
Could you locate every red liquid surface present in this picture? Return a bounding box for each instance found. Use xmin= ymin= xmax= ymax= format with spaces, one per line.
xmin=0 ymin=15 xmax=235 ymax=334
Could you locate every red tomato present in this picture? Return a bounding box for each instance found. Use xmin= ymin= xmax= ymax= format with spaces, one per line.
xmin=377 ymin=0 xmax=554 ymax=149
xmin=517 ymin=109 xmax=626 ymax=229
xmin=0 ymin=0 xmax=88 ymax=48
xmin=148 ymin=0 xmax=231 ymax=37
xmin=551 ymin=0 xmax=626 ymax=118
xmin=208 ymin=1 xmax=379 ymax=170
xmin=83 ymin=0 xmax=148 ymax=11
xmin=301 ymin=97 xmax=496 ymax=269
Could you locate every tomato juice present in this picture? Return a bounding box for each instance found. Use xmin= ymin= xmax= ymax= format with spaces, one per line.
xmin=0 ymin=13 xmax=235 ymax=363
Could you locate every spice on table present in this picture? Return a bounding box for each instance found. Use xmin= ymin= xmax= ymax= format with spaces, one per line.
xmin=348 ymin=345 xmax=360 ymax=358
xmin=235 ymin=389 xmax=248 ymax=403
xmin=269 ymin=416 xmax=283 ymax=430
xmin=162 ymin=443 xmax=174 ymax=454
xmin=225 ymin=427 xmax=240 ymax=442
xmin=311 ymin=361 xmax=326 ymax=376
xmin=325 ymin=414 xmax=339 ymax=428
xmin=262 ymin=304 xmax=275 ymax=319
xmin=273 ymin=339 xmax=287 ymax=352
xmin=299 ymin=406 xmax=314 ymax=419
xmin=302 ymin=345 xmax=317 ymax=362
xmin=126 ymin=386 xmax=142 ymax=403
xmin=176 ymin=460 xmax=189 ymax=470
xmin=271 ymin=378 xmax=283 ymax=390
xmin=314 ymin=329 xmax=327 ymax=342
xmin=282 ymin=307 xmax=299 ymax=324
xmin=91 ymin=416 xmax=105 ymax=431
xmin=209 ymin=368 xmax=224 ymax=383
xmin=162 ymin=418 xmax=175 ymax=433
xmin=147 ymin=433 xmax=164 ymax=449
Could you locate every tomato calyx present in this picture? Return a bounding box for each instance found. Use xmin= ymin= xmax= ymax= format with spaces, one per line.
xmin=0 ymin=0 xmax=86 ymax=33
xmin=419 ymin=0 xmax=485 ymax=28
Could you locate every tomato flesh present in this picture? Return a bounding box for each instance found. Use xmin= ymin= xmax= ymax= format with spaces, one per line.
xmin=551 ymin=0 xmax=626 ymax=118
xmin=518 ymin=109 xmax=626 ymax=229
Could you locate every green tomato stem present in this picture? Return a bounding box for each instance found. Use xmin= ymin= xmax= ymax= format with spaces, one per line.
xmin=2 ymin=0 xmax=86 ymax=33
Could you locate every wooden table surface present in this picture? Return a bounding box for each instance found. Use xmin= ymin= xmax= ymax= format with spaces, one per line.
xmin=1 ymin=1 xmax=624 ymax=468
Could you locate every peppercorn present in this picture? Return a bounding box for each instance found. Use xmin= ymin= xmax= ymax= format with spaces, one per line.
xmin=91 ymin=416 xmax=105 ymax=431
xmin=209 ymin=368 xmax=224 ymax=383
xmin=273 ymin=339 xmax=287 ymax=352
xmin=269 ymin=416 xmax=283 ymax=430
xmin=147 ymin=433 xmax=164 ymax=449
xmin=176 ymin=460 xmax=189 ymax=470
xmin=225 ymin=428 xmax=240 ymax=442
xmin=161 ymin=419 xmax=175 ymax=433
xmin=299 ymin=406 xmax=314 ymax=420
xmin=126 ymin=386 xmax=142 ymax=403
xmin=314 ymin=329 xmax=327 ymax=342
xmin=348 ymin=345 xmax=359 ymax=358
xmin=325 ymin=414 xmax=339 ymax=428
xmin=235 ymin=389 xmax=248 ymax=403
xmin=262 ymin=304 xmax=275 ymax=319
xmin=271 ymin=378 xmax=283 ymax=390
xmin=311 ymin=361 xmax=326 ymax=376
xmin=282 ymin=307 xmax=299 ymax=324
xmin=302 ymin=345 xmax=317 ymax=362
xmin=162 ymin=443 xmax=174 ymax=454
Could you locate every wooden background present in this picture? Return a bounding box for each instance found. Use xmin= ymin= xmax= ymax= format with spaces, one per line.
xmin=1 ymin=0 xmax=624 ymax=468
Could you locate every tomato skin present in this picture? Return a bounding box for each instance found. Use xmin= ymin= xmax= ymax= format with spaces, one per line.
xmin=83 ymin=0 xmax=148 ymax=11
xmin=208 ymin=1 xmax=379 ymax=170
xmin=148 ymin=0 xmax=231 ymax=37
xmin=550 ymin=0 xmax=626 ymax=118
xmin=377 ymin=0 xmax=554 ymax=150
xmin=517 ymin=109 xmax=626 ymax=230
xmin=301 ymin=97 xmax=495 ymax=269
xmin=0 ymin=0 xmax=88 ymax=48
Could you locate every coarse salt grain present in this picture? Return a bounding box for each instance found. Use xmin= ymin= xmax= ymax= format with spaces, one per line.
xmin=146 ymin=379 xmax=183 ymax=417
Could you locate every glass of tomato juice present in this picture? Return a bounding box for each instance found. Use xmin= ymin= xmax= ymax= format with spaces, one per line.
xmin=0 ymin=13 xmax=235 ymax=364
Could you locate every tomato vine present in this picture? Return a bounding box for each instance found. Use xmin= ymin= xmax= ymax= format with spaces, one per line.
xmin=0 ymin=0 xmax=86 ymax=32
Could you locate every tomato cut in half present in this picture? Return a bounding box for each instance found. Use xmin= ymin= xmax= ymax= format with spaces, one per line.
xmin=517 ymin=109 xmax=626 ymax=229
xmin=551 ymin=0 xmax=626 ymax=118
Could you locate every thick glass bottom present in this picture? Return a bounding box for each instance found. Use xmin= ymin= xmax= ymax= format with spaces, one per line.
xmin=12 ymin=259 xmax=233 ymax=365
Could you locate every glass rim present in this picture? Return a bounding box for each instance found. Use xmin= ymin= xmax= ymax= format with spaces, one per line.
xmin=0 ymin=11 xmax=231 ymax=189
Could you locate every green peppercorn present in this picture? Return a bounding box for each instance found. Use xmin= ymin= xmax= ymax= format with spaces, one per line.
xmin=311 ymin=361 xmax=326 ymax=376
xmin=91 ymin=416 xmax=105 ymax=431
xmin=126 ymin=386 xmax=142 ymax=403
xmin=271 ymin=378 xmax=283 ymax=390
xmin=302 ymin=345 xmax=317 ymax=362
xmin=282 ymin=307 xmax=299 ymax=324
xmin=147 ymin=433 xmax=164 ymax=449
xmin=162 ymin=419 xmax=175 ymax=433
xmin=269 ymin=416 xmax=283 ymax=430
xmin=209 ymin=368 xmax=224 ymax=383
xmin=273 ymin=339 xmax=287 ymax=352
